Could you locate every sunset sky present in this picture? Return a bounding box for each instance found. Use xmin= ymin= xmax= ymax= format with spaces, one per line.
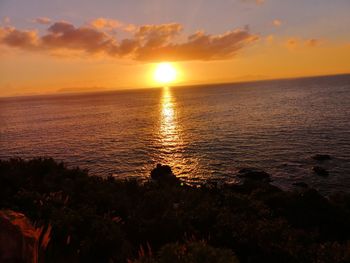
xmin=1 ymin=0 xmax=350 ymax=97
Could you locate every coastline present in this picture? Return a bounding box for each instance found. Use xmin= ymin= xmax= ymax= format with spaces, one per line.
xmin=1 ymin=158 xmax=350 ymax=263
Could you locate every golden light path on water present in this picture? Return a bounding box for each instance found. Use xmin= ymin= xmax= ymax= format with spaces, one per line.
xmin=158 ymin=86 xmax=188 ymax=179
xmin=160 ymin=87 xmax=177 ymax=143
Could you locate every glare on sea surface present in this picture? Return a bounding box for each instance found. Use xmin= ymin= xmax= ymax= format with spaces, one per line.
xmin=160 ymin=87 xmax=177 ymax=144
xmin=159 ymin=87 xmax=200 ymax=184
xmin=154 ymin=63 xmax=177 ymax=84
xmin=159 ymin=87 xmax=182 ymax=167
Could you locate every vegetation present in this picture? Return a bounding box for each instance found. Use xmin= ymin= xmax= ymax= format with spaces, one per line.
xmin=1 ymin=158 xmax=350 ymax=263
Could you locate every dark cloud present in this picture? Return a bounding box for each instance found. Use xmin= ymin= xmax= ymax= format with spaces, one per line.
xmin=0 ymin=27 xmax=38 ymax=49
xmin=41 ymin=22 xmax=117 ymax=53
xmin=0 ymin=20 xmax=258 ymax=61
xmin=117 ymin=39 xmax=139 ymax=56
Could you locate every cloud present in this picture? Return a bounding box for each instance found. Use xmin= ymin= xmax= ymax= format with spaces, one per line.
xmin=305 ymin=38 xmax=321 ymax=47
xmin=117 ymin=38 xmax=139 ymax=56
xmin=285 ymin=37 xmax=321 ymax=50
xmin=90 ymin=18 xmax=121 ymax=29
xmin=88 ymin=17 xmax=137 ymax=32
xmin=0 ymin=20 xmax=258 ymax=61
xmin=135 ymin=29 xmax=258 ymax=61
xmin=136 ymin=23 xmax=183 ymax=48
xmin=41 ymin=21 xmax=117 ymax=53
xmin=0 ymin=27 xmax=38 ymax=50
xmin=272 ymin=19 xmax=282 ymax=27
xmin=33 ymin=17 xmax=51 ymax=25
xmin=285 ymin=38 xmax=299 ymax=50
xmin=2 ymin=16 xmax=11 ymax=24
xmin=89 ymin=18 xmax=137 ymax=32
xmin=265 ymin=35 xmax=274 ymax=44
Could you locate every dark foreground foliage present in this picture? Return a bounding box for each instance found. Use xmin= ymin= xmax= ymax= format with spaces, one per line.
xmin=1 ymin=158 xmax=350 ymax=263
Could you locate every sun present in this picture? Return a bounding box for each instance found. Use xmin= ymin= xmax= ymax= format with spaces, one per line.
xmin=154 ymin=62 xmax=177 ymax=84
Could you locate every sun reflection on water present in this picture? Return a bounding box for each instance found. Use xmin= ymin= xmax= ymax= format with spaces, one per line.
xmin=160 ymin=87 xmax=181 ymax=148
xmin=157 ymin=87 xmax=201 ymax=183
xmin=158 ymin=87 xmax=184 ymax=173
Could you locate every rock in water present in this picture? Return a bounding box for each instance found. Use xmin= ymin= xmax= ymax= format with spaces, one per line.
xmin=313 ymin=166 xmax=329 ymax=177
xmin=150 ymin=164 xmax=180 ymax=185
xmin=312 ymin=154 xmax=331 ymax=161
xmin=237 ymin=168 xmax=271 ymax=182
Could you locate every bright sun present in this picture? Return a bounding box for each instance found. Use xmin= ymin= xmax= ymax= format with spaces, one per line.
xmin=154 ymin=63 xmax=177 ymax=84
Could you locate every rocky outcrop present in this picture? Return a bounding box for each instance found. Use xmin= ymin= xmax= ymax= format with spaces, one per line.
xmin=237 ymin=168 xmax=271 ymax=182
xmin=150 ymin=164 xmax=180 ymax=185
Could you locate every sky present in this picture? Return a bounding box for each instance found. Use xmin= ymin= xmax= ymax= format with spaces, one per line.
xmin=0 ymin=0 xmax=350 ymax=97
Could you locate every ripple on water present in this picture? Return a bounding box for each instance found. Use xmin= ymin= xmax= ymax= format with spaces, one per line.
xmin=1 ymin=75 xmax=350 ymax=194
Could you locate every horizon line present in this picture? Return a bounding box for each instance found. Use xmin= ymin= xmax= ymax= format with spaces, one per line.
xmin=1 ymin=72 xmax=350 ymax=99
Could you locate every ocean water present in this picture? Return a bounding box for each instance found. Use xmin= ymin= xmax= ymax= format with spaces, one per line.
xmin=1 ymin=75 xmax=350 ymax=194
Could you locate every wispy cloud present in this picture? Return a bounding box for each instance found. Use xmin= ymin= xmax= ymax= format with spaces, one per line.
xmin=2 ymin=16 xmax=11 ymax=24
xmin=0 ymin=19 xmax=258 ymax=62
xmin=285 ymin=37 xmax=321 ymax=50
xmin=305 ymin=38 xmax=321 ymax=47
xmin=33 ymin=17 xmax=52 ymax=25
xmin=286 ymin=38 xmax=298 ymax=50
xmin=272 ymin=19 xmax=282 ymax=27
xmin=89 ymin=18 xmax=136 ymax=32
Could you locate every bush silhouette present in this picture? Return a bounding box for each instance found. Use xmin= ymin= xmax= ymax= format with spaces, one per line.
xmin=1 ymin=158 xmax=350 ymax=263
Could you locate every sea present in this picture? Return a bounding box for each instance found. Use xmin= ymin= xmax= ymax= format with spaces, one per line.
xmin=1 ymin=74 xmax=350 ymax=194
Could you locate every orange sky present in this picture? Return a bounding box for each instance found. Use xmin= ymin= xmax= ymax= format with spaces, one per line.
xmin=0 ymin=0 xmax=350 ymax=97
